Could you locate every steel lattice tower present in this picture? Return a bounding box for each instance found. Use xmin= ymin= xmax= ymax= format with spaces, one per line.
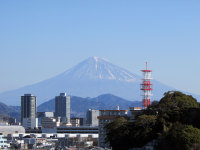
xmin=141 ymin=62 xmax=152 ymax=109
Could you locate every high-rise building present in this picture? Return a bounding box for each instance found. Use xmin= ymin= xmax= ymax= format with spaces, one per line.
xmin=55 ymin=93 xmax=70 ymax=124
xmin=21 ymin=94 xmax=38 ymax=129
xmin=86 ymin=109 xmax=99 ymax=127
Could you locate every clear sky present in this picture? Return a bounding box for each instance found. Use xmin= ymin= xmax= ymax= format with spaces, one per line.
xmin=0 ymin=0 xmax=200 ymax=95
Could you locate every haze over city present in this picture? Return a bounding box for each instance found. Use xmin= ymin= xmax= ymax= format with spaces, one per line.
xmin=1 ymin=1 xmax=200 ymax=150
xmin=0 ymin=0 xmax=200 ymax=96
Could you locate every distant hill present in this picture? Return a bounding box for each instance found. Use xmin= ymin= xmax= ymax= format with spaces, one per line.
xmin=38 ymin=94 xmax=142 ymax=117
xmin=0 ymin=102 xmax=20 ymax=121
xmin=0 ymin=57 xmax=182 ymax=106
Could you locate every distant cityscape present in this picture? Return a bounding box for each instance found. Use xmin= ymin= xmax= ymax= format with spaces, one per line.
xmin=0 ymin=61 xmax=151 ymax=150
xmin=0 ymin=59 xmax=199 ymax=150
xmin=0 ymin=59 xmax=197 ymax=150
xmin=0 ymin=91 xmax=144 ymax=149
xmin=0 ymin=62 xmax=153 ymax=149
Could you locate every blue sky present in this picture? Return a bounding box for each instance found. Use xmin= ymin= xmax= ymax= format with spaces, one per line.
xmin=0 ymin=0 xmax=200 ymax=95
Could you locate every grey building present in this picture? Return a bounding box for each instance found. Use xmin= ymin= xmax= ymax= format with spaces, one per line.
xmin=21 ymin=94 xmax=38 ymax=129
xmin=86 ymin=109 xmax=99 ymax=127
xmin=37 ymin=112 xmax=54 ymax=118
xmin=37 ymin=112 xmax=54 ymax=126
xmin=98 ymin=109 xmax=128 ymax=148
xmin=55 ymin=93 xmax=70 ymax=124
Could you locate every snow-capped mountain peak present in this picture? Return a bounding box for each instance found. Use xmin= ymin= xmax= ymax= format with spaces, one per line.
xmin=61 ymin=57 xmax=138 ymax=82
xmin=0 ymin=56 xmax=179 ymax=105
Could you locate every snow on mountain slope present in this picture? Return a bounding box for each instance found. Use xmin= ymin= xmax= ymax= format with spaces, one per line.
xmin=0 ymin=57 xmax=188 ymax=106
xmin=57 ymin=57 xmax=139 ymax=81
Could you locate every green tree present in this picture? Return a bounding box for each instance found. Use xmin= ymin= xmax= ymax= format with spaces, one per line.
xmin=159 ymin=91 xmax=199 ymax=110
xmin=135 ymin=114 xmax=157 ymax=128
xmin=145 ymin=91 xmax=199 ymax=127
xmin=105 ymin=115 xmax=160 ymax=149
xmin=105 ymin=117 xmax=133 ymax=150
xmin=181 ymin=108 xmax=200 ymax=128
xmin=105 ymin=91 xmax=200 ymax=150
xmin=157 ymin=123 xmax=200 ymax=150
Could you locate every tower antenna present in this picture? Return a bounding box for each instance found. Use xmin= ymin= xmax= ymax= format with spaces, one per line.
xmin=141 ymin=62 xmax=152 ymax=109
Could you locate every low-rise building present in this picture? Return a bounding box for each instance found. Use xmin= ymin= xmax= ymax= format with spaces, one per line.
xmin=37 ymin=112 xmax=54 ymax=118
xmin=41 ymin=117 xmax=60 ymax=128
xmin=0 ymin=134 xmax=8 ymax=148
xmin=0 ymin=125 xmax=25 ymax=136
xmin=129 ymin=107 xmax=142 ymax=122
xmin=37 ymin=112 xmax=54 ymax=126
xmin=57 ymin=126 xmax=98 ymax=134
xmin=98 ymin=109 xmax=128 ymax=148
xmin=7 ymin=133 xmax=98 ymax=149
xmin=86 ymin=109 xmax=99 ymax=127
xmin=71 ymin=118 xmax=80 ymax=127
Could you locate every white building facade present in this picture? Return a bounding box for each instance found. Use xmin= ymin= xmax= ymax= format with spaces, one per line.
xmin=0 ymin=134 xmax=8 ymax=148
xmin=86 ymin=109 xmax=99 ymax=127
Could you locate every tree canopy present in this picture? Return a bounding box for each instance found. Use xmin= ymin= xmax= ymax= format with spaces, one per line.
xmin=158 ymin=123 xmax=200 ymax=150
xmin=105 ymin=91 xmax=200 ymax=150
xmin=159 ymin=91 xmax=199 ymax=110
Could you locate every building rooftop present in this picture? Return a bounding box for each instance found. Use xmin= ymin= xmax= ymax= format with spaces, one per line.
xmin=130 ymin=107 xmax=142 ymax=110
xmin=24 ymin=94 xmax=34 ymax=96
xmin=0 ymin=125 xmax=25 ymax=136
xmin=99 ymin=110 xmax=128 ymax=112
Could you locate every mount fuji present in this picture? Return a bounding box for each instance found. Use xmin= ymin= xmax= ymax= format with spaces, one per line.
xmin=0 ymin=57 xmax=182 ymax=105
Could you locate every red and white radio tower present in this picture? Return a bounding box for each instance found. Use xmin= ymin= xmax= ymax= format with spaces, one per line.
xmin=141 ymin=62 xmax=152 ymax=109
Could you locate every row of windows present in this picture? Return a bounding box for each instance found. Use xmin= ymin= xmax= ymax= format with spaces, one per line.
xmin=58 ymin=128 xmax=98 ymax=130
xmin=0 ymin=141 xmax=6 ymax=143
xmin=99 ymin=120 xmax=112 ymax=123
xmin=101 ymin=112 xmax=127 ymax=116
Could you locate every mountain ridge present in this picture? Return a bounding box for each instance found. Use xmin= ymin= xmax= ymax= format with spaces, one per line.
xmin=0 ymin=93 xmax=141 ymax=119
xmin=0 ymin=57 xmax=198 ymax=105
xmin=38 ymin=93 xmax=142 ymax=117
